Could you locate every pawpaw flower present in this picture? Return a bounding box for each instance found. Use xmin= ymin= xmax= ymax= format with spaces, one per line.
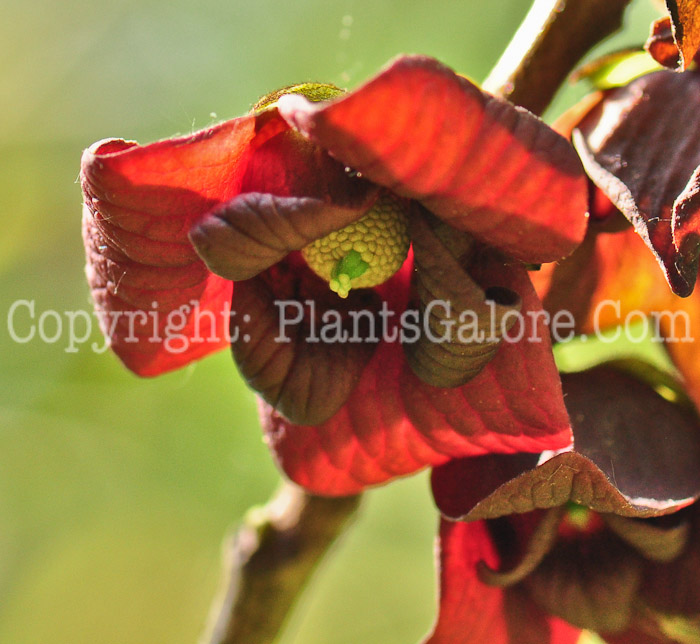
xmin=81 ymin=55 xmax=588 ymax=495
xmin=534 ymin=53 xmax=700 ymax=414
xmin=539 ymin=18 xmax=700 ymax=301
xmin=426 ymin=363 xmax=700 ymax=644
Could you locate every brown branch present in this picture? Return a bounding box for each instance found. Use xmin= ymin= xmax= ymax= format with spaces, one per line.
xmin=201 ymin=484 xmax=361 ymax=644
xmin=483 ymin=0 xmax=633 ymax=115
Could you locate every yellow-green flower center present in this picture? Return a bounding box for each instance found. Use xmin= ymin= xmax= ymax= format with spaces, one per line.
xmin=302 ymin=192 xmax=411 ymax=298
xmin=252 ymin=82 xmax=345 ymax=113
xmin=252 ymin=82 xmax=411 ymax=297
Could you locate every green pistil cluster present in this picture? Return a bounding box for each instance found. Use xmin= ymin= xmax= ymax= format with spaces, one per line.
xmin=330 ymin=250 xmax=370 ymax=298
xmin=302 ymin=192 xmax=411 ymax=299
xmin=564 ymin=502 xmax=594 ymax=531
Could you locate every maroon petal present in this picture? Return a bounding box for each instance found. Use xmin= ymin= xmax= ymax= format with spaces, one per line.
xmin=640 ymin=506 xmax=700 ymax=618
xmin=523 ymin=530 xmax=644 ymax=632
xmin=261 ymin=261 xmax=571 ymax=495
xmin=279 ymin=55 xmax=588 ymax=264
xmin=190 ymin=193 xmax=376 ymax=282
xmin=603 ymin=630 xmax=679 ymax=644
xmin=433 ymin=364 xmax=700 ymax=520
xmin=604 ymin=512 xmax=691 ymax=563
xmin=573 ymin=70 xmax=700 ymax=296
xmin=228 ymin=254 xmax=380 ymax=426
xmin=405 ymin=209 xmax=522 ymax=387
xmin=478 ymin=508 xmax=565 ymax=588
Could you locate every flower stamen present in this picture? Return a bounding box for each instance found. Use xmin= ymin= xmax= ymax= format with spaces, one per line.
xmin=302 ymin=192 xmax=411 ymax=298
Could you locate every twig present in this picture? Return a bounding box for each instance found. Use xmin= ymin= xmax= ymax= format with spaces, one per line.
xmin=484 ymin=0 xmax=633 ymax=115
xmin=201 ymin=484 xmax=361 ymax=644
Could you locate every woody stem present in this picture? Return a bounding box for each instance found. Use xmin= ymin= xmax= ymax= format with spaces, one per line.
xmin=201 ymin=484 xmax=361 ymax=644
xmin=484 ymin=0 xmax=633 ymax=115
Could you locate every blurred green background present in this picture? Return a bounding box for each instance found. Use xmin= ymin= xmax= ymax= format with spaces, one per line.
xmin=0 ymin=1 xmax=662 ymax=642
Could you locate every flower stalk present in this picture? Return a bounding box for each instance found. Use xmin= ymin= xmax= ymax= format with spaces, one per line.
xmin=484 ymin=0 xmax=633 ymax=114
xmin=202 ymin=484 xmax=361 ymax=644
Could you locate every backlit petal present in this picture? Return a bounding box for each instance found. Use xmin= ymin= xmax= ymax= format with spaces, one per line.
xmin=80 ymin=115 xmax=266 ymax=374
xmin=279 ymin=55 xmax=588 ymax=264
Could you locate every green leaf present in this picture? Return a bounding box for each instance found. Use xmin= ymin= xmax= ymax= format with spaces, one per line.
xmin=573 ymin=50 xmax=661 ymax=90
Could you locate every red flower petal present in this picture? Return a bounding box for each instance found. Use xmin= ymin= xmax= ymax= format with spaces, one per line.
xmin=279 ymin=55 xmax=588 ymax=264
xmin=424 ymin=519 xmax=510 ymax=644
xmin=81 ymin=108 xmax=373 ymax=375
xmin=424 ymin=519 xmax=581 ymax=644
xmin=261 ymin=260 xmax=572 ymax=495
xmin=81 ymin=115 xmax=266 ymax=374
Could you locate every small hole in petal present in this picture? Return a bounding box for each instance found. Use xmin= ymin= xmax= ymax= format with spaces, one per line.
xmin=485 ymin=286 xmax=520 ymax=307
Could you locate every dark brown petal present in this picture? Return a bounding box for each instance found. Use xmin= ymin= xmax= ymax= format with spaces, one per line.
xmin=573 ymin=70 xmax=700 ymax=296
xmin=524 ymin=532 xmax=643 ymax=632
xmin=432 ymin=365 xmax=700 ymax=520
xmin=639 ymin=506 xmax=700 ymax=617
xmin=189 ymin=193 xmax=375 ymax=281
xmin=603 ymin=632 xmax=676 ymax=644
xmin=604 ymin=513 xmax=690 ymax=563
xmin=404 ymin=209 xmax=521 ymax=387
xmin=229 ymin=255 xmax=380 ymax=426
xmin=566 ymin=366 xmax=700 ymax=509
xmin=478 ymin=507 xmax=565 ymax=587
